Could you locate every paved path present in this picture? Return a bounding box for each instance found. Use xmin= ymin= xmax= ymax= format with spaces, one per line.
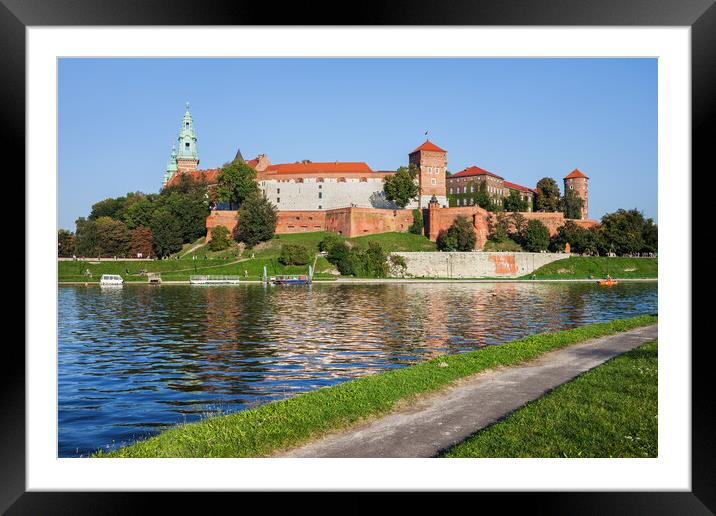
xmin=279 ymin=324 xmax=658 ymax=458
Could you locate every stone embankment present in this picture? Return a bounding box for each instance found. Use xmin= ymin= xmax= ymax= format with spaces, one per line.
xmin=392 ymin=251 xmax=568 ymax=279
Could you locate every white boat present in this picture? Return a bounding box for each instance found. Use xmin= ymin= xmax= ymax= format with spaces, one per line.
xmin=99 ymin=274 xmax=124 ymax=286
xmin=189 ymin=275 xmax=241 ymax=285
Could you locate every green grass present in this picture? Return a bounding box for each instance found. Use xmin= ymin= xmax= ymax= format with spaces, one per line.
xmin=95 ymin=315 xmax=657 ymax=458
xmin=527 ymin=256 xmax=658 ymax=279
xmin=59 ymin=231 xmax=437 ymax=282
xmin=441 ymin=340 xmax=658 ymax=458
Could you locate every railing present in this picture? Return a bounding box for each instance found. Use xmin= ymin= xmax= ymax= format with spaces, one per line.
xmin=189 ymin=275 xmax=242 ymax=283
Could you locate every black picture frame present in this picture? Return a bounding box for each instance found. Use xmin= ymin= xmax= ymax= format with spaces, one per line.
xmin=5 ymin=0 xmax=711 ymax=512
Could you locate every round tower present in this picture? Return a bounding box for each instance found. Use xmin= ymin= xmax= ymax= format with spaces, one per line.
xmin=408 ymin=140 xmax=448 ymax=208
xmin=176 ymin=102 xmax=199 ymax=173
xmin=563 ymin=168 xmax=589 ymax=219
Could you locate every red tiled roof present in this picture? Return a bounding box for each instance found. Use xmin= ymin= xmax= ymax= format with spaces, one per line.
xmin=411 ymin=140 xmax=446 ymax=153
xmin=564 ymin=168 xmax=589 ymax=179
xmin=245 ymin=159 xmax=259 ymax=168
xmin=504 ymin=181 xmax=534 ymax=194
xmin=449 ymin=165 xmax=504 ymax=180
xmin=166 ymin=169 xmax=220 ymax=186
xmin=265 ymin=162 xmax=373 ymax=174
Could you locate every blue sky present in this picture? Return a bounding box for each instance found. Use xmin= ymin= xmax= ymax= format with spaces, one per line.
xmin=58 ymin=58 xmax=657 ymax=230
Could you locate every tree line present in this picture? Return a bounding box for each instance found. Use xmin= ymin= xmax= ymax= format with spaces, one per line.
xmin=435 ymin=208 xmax=657 ymax=255
xmin=59 ymin=160 xmax=280 ymax=259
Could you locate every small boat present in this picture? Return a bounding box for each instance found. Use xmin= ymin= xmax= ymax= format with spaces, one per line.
xmin=99 ymin=274 xmax=124 ymax=286
xmin=272 ymin=274 xmax=311 ymax=285
xmin=598 ymin=279 xmax=619 ymax=286
xmin=189 ymin=275 xmax=241 ymax=285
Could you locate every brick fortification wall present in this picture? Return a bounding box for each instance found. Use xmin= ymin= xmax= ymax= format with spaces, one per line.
xmin=425 ymin=205 xmax=598 ymax=250
xmin=206 ymin=205 xmax=596 ymax=246
xmin=393 ymin=251 xmax=568 ymax=278
xmin=206 ymin=207 xmax=414 ymax=241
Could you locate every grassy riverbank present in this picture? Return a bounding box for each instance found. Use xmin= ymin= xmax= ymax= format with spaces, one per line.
xmin=59 ymin=231 xmax=436 ymax=283
xmin=95 ymin=315 xmax=657 ymax=458
xmin=528 ymin=256 xmax=657 ymax=279
xmin=441 ymin=340 xmax=658 ymax=458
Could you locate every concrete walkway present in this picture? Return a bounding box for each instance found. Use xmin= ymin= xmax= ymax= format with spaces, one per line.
xmin=279 ymin=324 xmax=658 ymax=458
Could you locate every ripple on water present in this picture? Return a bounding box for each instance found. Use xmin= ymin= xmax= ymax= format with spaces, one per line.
xmin=58 ymin=282 xmax=657 ymax=457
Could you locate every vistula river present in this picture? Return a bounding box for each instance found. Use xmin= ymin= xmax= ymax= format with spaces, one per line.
xmin=58 ymin=282 xmax=657 ymax=457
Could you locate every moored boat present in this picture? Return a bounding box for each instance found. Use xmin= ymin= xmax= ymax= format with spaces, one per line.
xmin=189 ymin=275 xmax=241 ymax=285
xmin=99 ymin=274 xmax=124 ymax=286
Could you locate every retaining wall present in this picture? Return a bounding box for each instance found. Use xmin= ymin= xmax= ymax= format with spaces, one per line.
xmin=392 ymin=251 xmax=569 ymax=278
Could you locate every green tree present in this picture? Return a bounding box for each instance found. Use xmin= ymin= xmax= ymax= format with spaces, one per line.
xmin=95 ymin=216 xmax=132 ymax=257
xmin=523 ymin=219 xmax=550 ymax=252
xmin=89 ymin=196 xmax=126 ymax=221
xmin=488 ymin=212 xmax=511 ymax=243
xmin=535 ymin=178 xmax=561 ymax=212
xmin=74 ymin=217 xmax=101 ymax=257
xmin=562 ymin=188 xmax=585 ymax=219
xmin=550 ymin=220 xmax=587 ymax=253
xmin=216 ymin=160 xmax=259 ymax=208
xmin=600 ymin=208 xmax=652 ymax=255
xmin=326 ymin=240 xmax=354 ymax=275
xmin=234 ymin=193 xmax=278 ymax=247
xmin=123 ymin=195 xmax=155 ymax=229
xmin=150 ymin=209 xmax=183 ymax=257
xmin=510 ymin=212 xmax=528 ymax=241
xmin=409 ymin=209 xmax=424 ymax=235
xmin=642 ymin=218 xmax=658 ymax=253
xmin=504 ymin=189 xmax=529 ymax=212
xmin=383 ymin=164 xmax=419 ymax=208
xmin=58 ymin=229 xmax=76 ymax=257
xmin=159 ymin=191 xmax=210 ymax=243
xmin=279 ymin=244 xmax=311 ymax=266
xmin=208 ymin=226 xmax=232 ymax=252
xmin=319 ymin=232 xmax=343 ymax=254
xmin=361 ymin=241 xmax=389 ymax=278
xmin=129 ymin=227 xmax=154 ymax=257
xmin=437 ymin=215 xmax=476 ymax=252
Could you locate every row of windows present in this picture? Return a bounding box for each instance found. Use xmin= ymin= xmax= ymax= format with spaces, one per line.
xmin=426 ymin=166 xmax=444 ymax=175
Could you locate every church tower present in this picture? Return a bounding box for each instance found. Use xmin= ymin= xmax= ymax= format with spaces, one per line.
xmin=563 ymin=168 xmax=589 ymax=219
xmin=163 ymin=144 xmax=178 ymax=186
xmin=176 ymin=102 xmax=199 ymax=174
xmin=409 ymin=140 xmax=448 ymax=208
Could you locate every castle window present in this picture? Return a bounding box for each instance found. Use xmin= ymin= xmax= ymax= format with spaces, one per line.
xmin=318 ymin=205 xmax=322 ymax=209
xmin=319 ymin=192 xmax=322 ymax=199
xmin=277 ymin=197 xmax=280 ymax=203
xmin=431 ymin=178 xmax=436 ymax=185
xmin=277 ymin=188 xmax=280 ymax=194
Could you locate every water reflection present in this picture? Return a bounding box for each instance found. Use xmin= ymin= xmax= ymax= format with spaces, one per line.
xmin=58 ymin=282 xmax=657 ymax=457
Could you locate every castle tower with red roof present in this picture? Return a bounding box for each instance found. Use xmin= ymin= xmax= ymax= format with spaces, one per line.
xmin=408 ymin=140 xmax=448 ymax=208
xmin=563 ymin=168 xmax=589 ymax=219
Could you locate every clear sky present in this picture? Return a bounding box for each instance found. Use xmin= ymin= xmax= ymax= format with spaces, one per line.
xmin=58 ymin=58 xmax=657 ymax=230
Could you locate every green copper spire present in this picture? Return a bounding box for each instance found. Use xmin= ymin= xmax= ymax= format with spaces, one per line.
xmin=163 ymin=144 xmax=179 ymax=186
xmin=177 ymin=102 xmax=198 ymax=161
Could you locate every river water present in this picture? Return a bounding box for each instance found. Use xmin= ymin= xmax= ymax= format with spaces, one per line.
xmin=58 ymin=282 xmax=657 ymax=457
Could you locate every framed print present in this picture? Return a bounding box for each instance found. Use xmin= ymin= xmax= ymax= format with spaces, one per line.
xmin=5 ymin=0 xmax=713 ymax=512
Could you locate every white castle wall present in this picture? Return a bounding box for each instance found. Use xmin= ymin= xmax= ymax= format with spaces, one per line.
xmin=260 ymin=177 xmax=419 ymax=211
xmin=391 ymin=252 xmax=568 ymax=278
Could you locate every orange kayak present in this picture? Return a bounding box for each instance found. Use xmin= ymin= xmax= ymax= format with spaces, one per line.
xmin=598 ymin=280 xmax=618 ymax=286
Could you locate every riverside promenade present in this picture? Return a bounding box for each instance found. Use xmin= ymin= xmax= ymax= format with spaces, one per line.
xmin=278 ymin=324 xmax=658 ymax=458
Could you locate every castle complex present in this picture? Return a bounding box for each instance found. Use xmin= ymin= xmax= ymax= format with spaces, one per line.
xmin=163 ymin=105 xmax=596 ymax=248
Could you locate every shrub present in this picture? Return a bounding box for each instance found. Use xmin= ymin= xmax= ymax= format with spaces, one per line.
xmin=408 ymin=209 xmax=424 ymax=235
xmin=523 ymin=219 xmax=550 ymax=252
xmin=319 ymin=232 xmax=343 ymax=254
xmin=326 ymin=241 xmax=354 ymax=275
xmin=437 ymin=215 xmax=476 ymax=252
xmin=209 ymin=226 xmax=232 ymax=252
xmin=279 ymin=244 xmax=311 ymax=266
xmin=388 ymin=254 xmax=408 ymax=277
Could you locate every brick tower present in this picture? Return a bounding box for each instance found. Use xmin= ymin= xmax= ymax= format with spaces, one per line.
xmin=563 ymin=168 xmax=589 ymax=219
xmin=408 ymin=140 xmax=448 ymax=208
xmin=176 ymin=102 xmax=199 ymax=174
